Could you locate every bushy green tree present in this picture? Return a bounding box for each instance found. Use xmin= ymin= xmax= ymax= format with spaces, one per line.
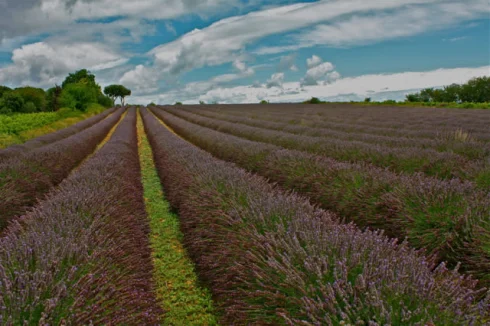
xmin=0 ymin=86 xmax=12 ymax=99
xmin=459 ymin=76 xmax=490 ymax=103
xmin=405 ymin=77 xmax=490 ymax=104
xmin=59 ymin=83 xmax=98 ymax=111
xmin=13 ymin=87 xmax=46 ymax=112
xmin=104 ymin=85 xmax=131 ymax=106
xmin=62 ymin=69 xmax=97 ymax=89
xmin=0 ymin=92 xmax=25 ymax=113
xmin=97 ymin=94 xmax=114 ymax=108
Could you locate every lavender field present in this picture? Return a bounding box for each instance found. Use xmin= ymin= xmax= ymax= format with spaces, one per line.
xmin=0 ymin=104 xmax=489 ymax=325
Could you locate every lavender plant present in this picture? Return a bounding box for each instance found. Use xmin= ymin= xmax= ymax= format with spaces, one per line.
xmin=0 ymin=108 xmax=124 ymax=230
xmin=0 ymin=108 xmax=161 ymax=324
xmin=151 ymin=108 xmax=490 ymax=285
xmin=141 ymin=108 xmax=489 ymax=324
xmin=188 ymin=108 xmax=489 ymax=161
xmin=162 ymin=107 xmax=489 ymax=184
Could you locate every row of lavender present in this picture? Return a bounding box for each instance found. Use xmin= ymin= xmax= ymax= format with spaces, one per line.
xmin=189 ymin=108 xmax=489 ymax=161
xmin=0 ymin=107 xmax=117 ymax=163
xmin=151 ymin=108 xmax=490 ymax=285
xmin=198 ymin=104 xmax=490 ymax=140
xmin=0 ymin=108 xmax=161 ymax=324
xmin=163 ymin=107 xmax=489 ymax=187
xmin=141 ymin=108 xmax=489 ymax=324
xmin=197 ymin=104 xmax=490 ymax=142
xmin=0 ymin=107 xmax=124 ymax=230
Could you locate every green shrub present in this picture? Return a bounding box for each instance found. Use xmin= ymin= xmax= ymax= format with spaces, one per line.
xmin=13 ymin=87 xmax=46 ymax=112
xmin=21 ymin=102 xmax=37 ymax=113
xmin=0 ymin=92 xmax=25 ymax=113
xmin=97 ymin=94 xmax=114 ymax=108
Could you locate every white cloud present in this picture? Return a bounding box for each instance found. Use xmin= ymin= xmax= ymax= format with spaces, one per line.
xmin=144 ymin=0 xmax=462 ymax=78
xmin=0 ymin=41 xmax=127 ymax=87
xmin=266 ymin=72 xmax=284 ymax=88
xmin=119 ymin=65 xmax=160 ymax=94
xmin=254 ymin=0 xmax=489 ymax=54
xmin=277 ymin=54 xmax=298 ymax=72
xmin=301 ymin=56 xmax=339 ymax=86
xmin=0 ymin=0 xmax=244 ymax=41
xmin=152 ymin=66 xmax=490 ymax=104
xmin=306 ymin=55 xmax=322 ymax=69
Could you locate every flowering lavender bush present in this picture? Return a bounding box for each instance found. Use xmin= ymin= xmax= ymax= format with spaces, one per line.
xmin=0 ymin=107 xmax=117 ymax=163
xmin=189 ymin=108 xmax=489 ymax=161
xmin=0 ymin=108 xmax=124 ymax=230
xmin=141 ymin=108 xmax=489 ymax=324
xmin=151 ymin=108 xmax=490 ymax=285
xmin=162 ymin=107 xmax=489 ymax=184
xmin=0 ymin=108 xmax=161 ymax=324
xmin=193 ymin=103 xmax=490 ymax=141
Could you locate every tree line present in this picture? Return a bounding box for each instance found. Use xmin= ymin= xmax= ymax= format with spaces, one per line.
xmin=0 ymin=69 xmax=131 ymax=114
xmin=405 ymin=76 xmax=489 ymax=103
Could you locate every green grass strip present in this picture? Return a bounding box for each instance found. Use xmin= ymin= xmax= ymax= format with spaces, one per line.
xmin=137 ymin=113 xmax=218 ymax=326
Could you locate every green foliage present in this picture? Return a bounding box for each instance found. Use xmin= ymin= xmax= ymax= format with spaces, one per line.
xmin=406 ymin=77 xmax=490 ymax=103
xmin=97 ymin=94 xmax=114 ymax=108
xmin=21 ymin=102 xmax=37 ymax=113
xmin=260 ymin=100 xmax=269 ymax=104
xmin=364 ymin=97 xmax=371 ymax=103
xmin=0 ymin=86 xmax=12 ymax=98
xmin=147 ymin=102 xmax=157 ymax=107
xmin=137 ymin=116 xmax=217 ymax=325
xmin=0 ymin=92 xmax=25 ymax=113
xmin=46 ymin=85 xmax=63 ymax=112
xmin=199 ymin=100 xmax=206 ymax=105
xmin=175 ymin=102 xmax=183 ymax=105
xmin=104 ymin=84 xmax=131 ymax=105
xmin=13 ymin=87 xmax=46 ymax=112
xmin=62 ymin=69 xmax=97 ymax=89
xmin=306 ymin=97 xmax=323 ymax=104
xmin=59 ymin=83 xmax=98 ymax=112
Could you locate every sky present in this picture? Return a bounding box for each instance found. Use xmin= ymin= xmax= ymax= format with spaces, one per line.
xmin=0 ymin=0 xmax=489 ymax=104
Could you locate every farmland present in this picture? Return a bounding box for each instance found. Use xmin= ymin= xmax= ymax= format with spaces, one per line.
xmin=0 ymin=104 xmax=489 ymax=324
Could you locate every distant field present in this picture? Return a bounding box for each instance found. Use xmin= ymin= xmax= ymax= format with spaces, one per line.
xmin=0 ymin=104 xmax=489 ymax=325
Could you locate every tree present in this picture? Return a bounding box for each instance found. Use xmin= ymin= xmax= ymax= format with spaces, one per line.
xmin=60 ymin=83 xmax=98 ymax=111
xmin=13 ymin=87 xmax=46 ymax=112
xmin=104 ymin=85 xmax=131 ymax=106
xmin=97 ymin=94 xmax=114 ymax=108
xmin=364 ymin=97 xmax=371 ymax=103
xmin=175 ymin=102 xmax=183 ymax=105
xmin=441 ymin=84 xmax=461 ymax=102
xmin=46 ymin=85 xmax=63 ymax=111
xmin=260 ymin=100 xmax=269 ymax=104
xmin=459 ymin=77 xmax=490 ymax=103
xmin=62 ymin=69 xmax=97 ymax=89
xmin=0 ymin=92 xmax=25 ymax=113
xmin=0 ymin=86 xmax=12 ymax=99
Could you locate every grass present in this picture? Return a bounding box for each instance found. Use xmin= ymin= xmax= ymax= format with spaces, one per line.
xmin=0 ymin=104 xmax=108 ymax=148
xmin=136 ymin=112 xmax=218 ymax=326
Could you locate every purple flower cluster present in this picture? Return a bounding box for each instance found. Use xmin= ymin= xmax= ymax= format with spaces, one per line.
xmin=0 ymin=108 xmax=124 ymax=230
xmin=0 ymin=107 xmax=117 ymax=163
xmin=0 ymin=108 xmax=161 ymax=324
xmin=151 ymin=107 xmax=490 ymax=286
xmin=190 ymin=108 xmax=489 ymax=161
xmin=196 ymin=103 xmax=490 ymax=141
xmin=163 ymin=107 xmax=488 ymax=183
xmin=141 ymin=108 xmax=489 ymax=324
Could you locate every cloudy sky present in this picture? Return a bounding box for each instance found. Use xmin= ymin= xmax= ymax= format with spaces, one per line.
xmin=0 ymin=0 xmax=489 ymax=104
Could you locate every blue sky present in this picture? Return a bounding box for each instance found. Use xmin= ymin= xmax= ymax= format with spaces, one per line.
xmin=0 ymin=0 xmax=488 ymax=104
